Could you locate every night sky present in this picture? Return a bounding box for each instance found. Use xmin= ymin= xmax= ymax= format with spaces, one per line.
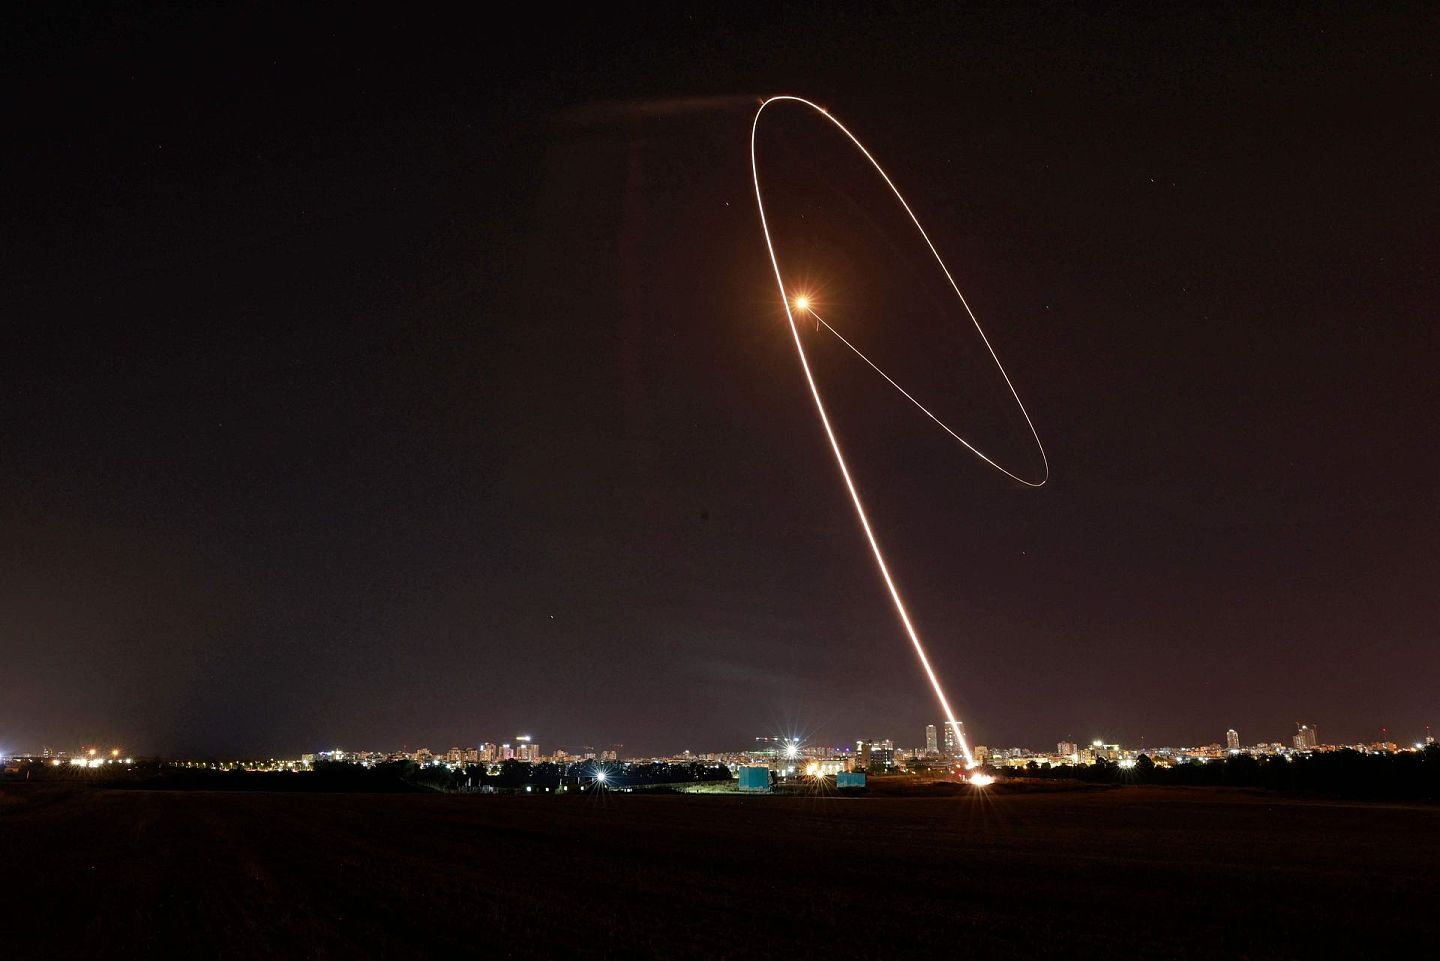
xmin=4 ymin=7 xmax=1436 ymax=757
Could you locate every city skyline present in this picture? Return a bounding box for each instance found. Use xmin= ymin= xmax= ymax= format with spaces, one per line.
xmin=10 ymin=717 xmax=1433 ymax=765
xmin=9 ymin=689 xmax=1429 ymax=759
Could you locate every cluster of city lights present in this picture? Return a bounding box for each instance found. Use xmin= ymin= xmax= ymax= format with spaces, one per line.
xmin=48 ymin=747 xmax=131 ymax=768
xmin=10 ymin=726 xmax=1430 ymax=790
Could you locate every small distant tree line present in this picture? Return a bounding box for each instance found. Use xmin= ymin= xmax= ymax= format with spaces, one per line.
xmin=407 ymin=759 xmax=733 ymax=793
xmin=4 ymin=757 xmax=733 ymax=794
xmin=1000 ymin=745 xmax=1440 ymax=801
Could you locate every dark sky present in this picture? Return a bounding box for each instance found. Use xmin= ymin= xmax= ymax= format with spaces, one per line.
xmin=4 ymin=6 xmax=1437 ymax=757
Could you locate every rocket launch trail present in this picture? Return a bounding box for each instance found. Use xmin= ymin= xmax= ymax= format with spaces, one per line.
xmin=750 ymin=95 xmax=1049 ymax=767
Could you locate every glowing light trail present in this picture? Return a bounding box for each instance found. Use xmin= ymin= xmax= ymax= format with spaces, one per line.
xmin=808 ymin=307 xmax=1018 ymax=475
xmin=750 ymin=96 xmax=1050 ymax=768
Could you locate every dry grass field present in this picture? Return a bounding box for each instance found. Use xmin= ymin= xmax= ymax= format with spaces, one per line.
xmin=4 ymin=782 xmax=1436 ymax=959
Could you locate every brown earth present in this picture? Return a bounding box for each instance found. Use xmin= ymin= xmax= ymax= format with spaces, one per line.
xmin=3 ymin=782 xmax=1435 ymax=959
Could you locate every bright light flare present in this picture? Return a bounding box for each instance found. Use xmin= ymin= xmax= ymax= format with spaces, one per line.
xmin=593 ymin=769 xmax=608 ymax=784
xmin=751 ymin=96 xmax=1050 ymax=769
xmin=969 ymin=774 xmax=995 ymax=787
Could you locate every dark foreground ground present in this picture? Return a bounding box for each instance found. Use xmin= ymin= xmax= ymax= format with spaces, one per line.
xmin=4 ymin=783 xmax=1436 ymax=959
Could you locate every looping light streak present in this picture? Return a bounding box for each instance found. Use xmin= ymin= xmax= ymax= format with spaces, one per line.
xmin=750 ymin=95 xmax=1050 ymax=769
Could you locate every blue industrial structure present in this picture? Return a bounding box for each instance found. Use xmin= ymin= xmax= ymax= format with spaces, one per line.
xmin=737 ymin=765 xmax=771 ymax=792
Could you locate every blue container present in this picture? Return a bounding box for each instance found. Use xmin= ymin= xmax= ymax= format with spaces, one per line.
xmin=737 ymin=765 xmax=771 ymax=792
xmin=836 ymin=771 xmax=867 ymax=790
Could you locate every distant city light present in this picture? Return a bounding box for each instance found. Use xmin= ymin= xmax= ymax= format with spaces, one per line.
xmin=10 ymin=723 xmax=1423 ymax=791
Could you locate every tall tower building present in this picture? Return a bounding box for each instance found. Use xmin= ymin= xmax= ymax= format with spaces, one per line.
xmin=925 ymin=724 xmax=938 ymax=755
xmin=942 ymin=724 xmax=957 ymax=758
xmin=1293 ymin=724 xmax=1317 ymax=750
xmin=1226 ymin=729 xmax=1240 ymax=751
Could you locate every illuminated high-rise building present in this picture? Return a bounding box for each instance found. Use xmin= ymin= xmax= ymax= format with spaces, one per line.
xmin=1293 ymin=724 xmax=1317 ymax=750
xmin=1057 ymin=741 xmax=1078 ymax=758
xmin=858 ymin=739 xmax=894 ymax=771
xmin=941 ymin=724 xmax=958 ymax=758
xmin=1226 ymin=729 xmax=1240 ymax=751
xmin=925 ymin=724 xmax=938 ymax=755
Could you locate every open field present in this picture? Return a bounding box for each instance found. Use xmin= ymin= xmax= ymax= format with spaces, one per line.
xmin=4 ymin=783 xmax=1436 ymax=959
